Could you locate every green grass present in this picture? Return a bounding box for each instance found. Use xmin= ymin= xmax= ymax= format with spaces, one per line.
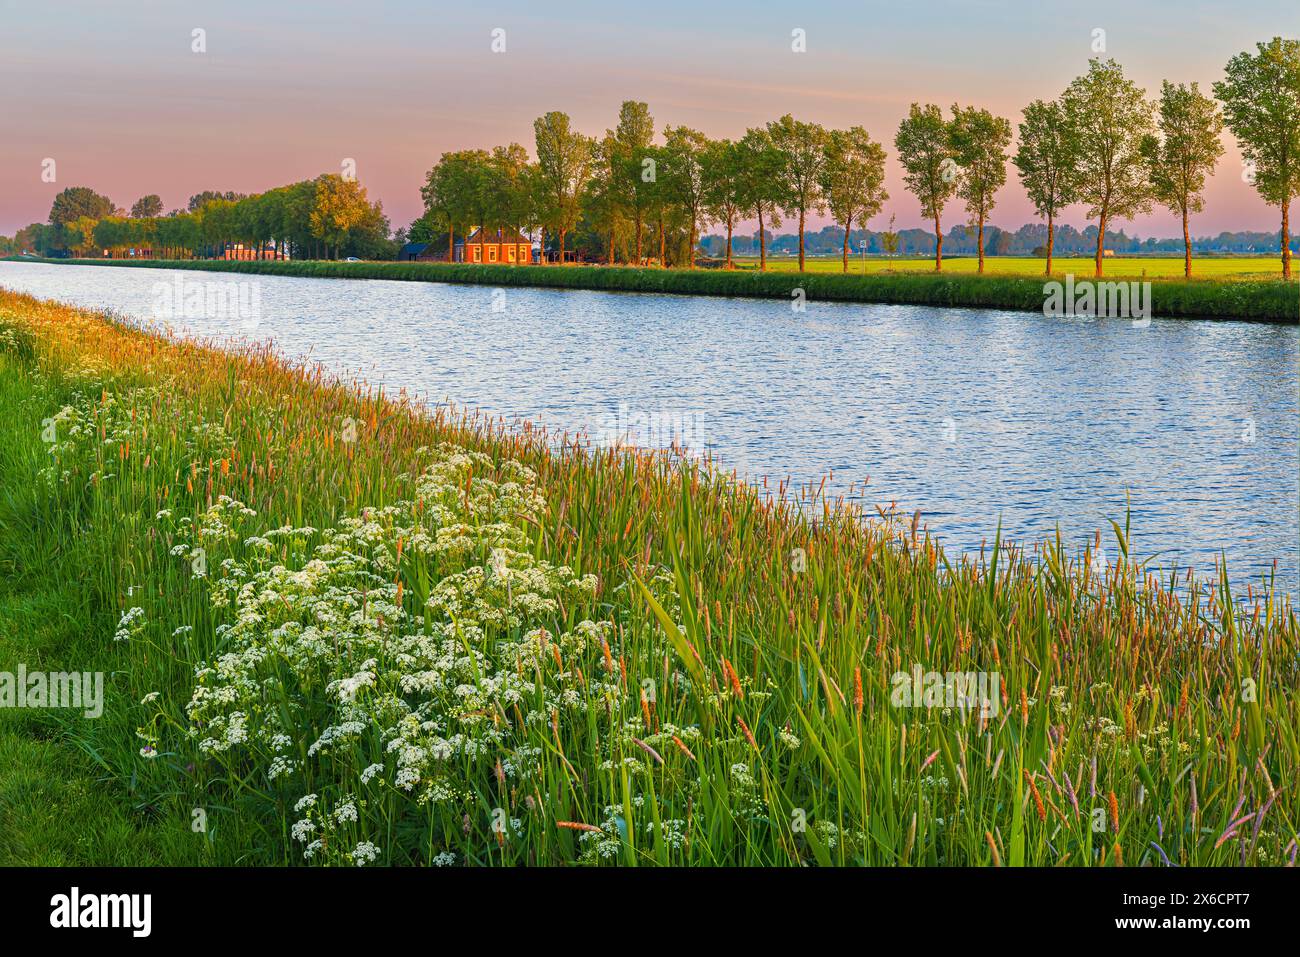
xmin=735 ymin=254 xmax=1292 ymax=280
xmin=8 ymin=255 xmax=1298 ymax=321
xmin=1 ymin=289 xmax=1298 ymax=867
xmin=0 ymin=362 xmax=200 ymax=865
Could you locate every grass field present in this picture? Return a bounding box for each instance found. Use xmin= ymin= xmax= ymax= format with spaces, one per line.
xmin=735 ymin=254 xmax=1292 ymax=279
xmin=1 ymin=286 xmax=1297 ymax=867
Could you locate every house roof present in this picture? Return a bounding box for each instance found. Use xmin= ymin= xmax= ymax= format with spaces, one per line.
xmin=399 ymin=242 xmax=428 ymax=255
xmin=464 ymin=227 xmax=529 ymax=244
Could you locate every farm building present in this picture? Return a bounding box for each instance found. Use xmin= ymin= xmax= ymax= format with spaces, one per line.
xmin=219 ymin=242 xmax=279 ymax=261
xmin=455 ymin=227 xmax=533 ymax=264
xmin=397 ymin=242 xmax=428 ymax=261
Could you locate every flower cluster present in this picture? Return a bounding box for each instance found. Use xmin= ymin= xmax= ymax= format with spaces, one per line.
xmin=182 ymin=444 xmax=612 ymax=864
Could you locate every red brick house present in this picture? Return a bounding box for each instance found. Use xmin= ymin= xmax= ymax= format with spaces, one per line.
xmin=454 ymin=227 xmax=533 ymax=264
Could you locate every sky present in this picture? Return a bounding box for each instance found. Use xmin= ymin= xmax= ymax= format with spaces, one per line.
xmin=1 ymin=0 xmax=1295 ymax=239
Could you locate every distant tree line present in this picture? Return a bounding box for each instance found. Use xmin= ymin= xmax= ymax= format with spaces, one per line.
xmin=4 ymin=39 xmax=1296 ymax=278
xmin=4 ymin=175 xmax=394 ymax=262
xmin=410 ymin=39 xmax=1297 ymax=279
xmin=701 ymin=222 xmax=1300 ymax=259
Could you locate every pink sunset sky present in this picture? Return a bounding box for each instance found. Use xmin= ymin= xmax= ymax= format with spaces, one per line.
xmin=1 ymin=0 xmax=1295 ymax=239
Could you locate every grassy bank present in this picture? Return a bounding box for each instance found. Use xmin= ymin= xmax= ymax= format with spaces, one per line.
xmin=737 ymin=254 xmax=1295 ymax=280
xmin=8 ymin=256 xmax=1298 ymax=321
xmin=1 ymin=287 xmax=1298 ymax=867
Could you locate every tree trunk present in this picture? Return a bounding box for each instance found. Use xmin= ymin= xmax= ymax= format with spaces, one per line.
xmin=607 ymin=229 xmax=615 ymax=266
xmin=798 ymin=208 xmax=806 ymax=272
xmin=1282 ymin=200 xmax=1292 ymax=280
xmin=658 ymin=215 xmax=665 ymax=267
xmin=559 ymin=228 xmax=567 ymax=265
xmin=1045 ymin=214 xmax=1054 ymax=276
xmin=688 ymin=220 xmax=697 ymax=269
xmin=1183 ymin=208 xmax=1191 ymax=278
xmin=726 ymin=220 xmax=733 ymax=269
xmin=977 ymin=216 xmax=985 ymax=274
xmin=1095 ymin=208 xmax=1107 ymax=278
xmin=448 ymin=225 xmax=454 ymax=262
xmin=635 ymin=213 xmax=642 ymax=265
xmin=758 ymin=208 xmax=767 ymax=272
xmin=841 ymin=218 xmax=850 ymax=273
xmin=934 ymin=214 xmax=943 ymax=272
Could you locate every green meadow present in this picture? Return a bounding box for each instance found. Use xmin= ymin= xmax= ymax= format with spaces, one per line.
xmin=736 ymin=254 xmax=1293 ymax=279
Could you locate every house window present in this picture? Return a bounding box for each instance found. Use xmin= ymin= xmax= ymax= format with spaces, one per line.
xmin=488 ymin=246 xmax=497 ymax=263
xmin=506 ymin=245 xmax=515 ymax=262
xmin=519 ymin=245 xmax=529 ymax=262
xmin=472 ymin=246 xmax=481 ymax=263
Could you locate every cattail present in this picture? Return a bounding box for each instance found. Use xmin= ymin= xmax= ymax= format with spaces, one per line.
xmin=672 ymin=735 xmax=697 ymax=761
xmin=1062 ymin=762 xmax=1079 ymax=815
xmin=631 ymin=737 xmax=664 ymax=765
xmin=556 ymin=820 xmax=603 ymax=834
xmin=1020 ymin=687 xmax=1028 ymax=726
xmin=902 ymin=812 xmax=917 ymax=864
xmin=722 ymin=657 xmax=744 ymax=698
xmin=1026 ymin=771 xmax=1046 ymax=822
xmin=985 ymin=830 xmax=1001 ymax=867
xmin=1214 ymin=813 xmax=1256 ymax=850
xmin=737 ymin=715 xmax=758 ymax=750
xmin=1108 ymin=790 xmax=1119 ymax=833
xmin=853 ymin=666 xmax=863 ymax=716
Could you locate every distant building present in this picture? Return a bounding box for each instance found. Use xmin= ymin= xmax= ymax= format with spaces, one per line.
xmin=397 ymin=242 xmax=428 ymax=262
xmin=220 ymin=242 xmax=280 ymax=261
xmin=454 ymin=227 xmax=533 ymax=264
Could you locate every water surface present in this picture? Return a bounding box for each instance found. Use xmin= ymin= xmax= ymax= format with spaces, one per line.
xmin=3 ymin=260 xmax=1296 ymax=596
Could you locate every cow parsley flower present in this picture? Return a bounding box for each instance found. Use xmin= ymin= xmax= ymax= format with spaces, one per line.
xmin=351 ymin=841 xmax=380 ymax=866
